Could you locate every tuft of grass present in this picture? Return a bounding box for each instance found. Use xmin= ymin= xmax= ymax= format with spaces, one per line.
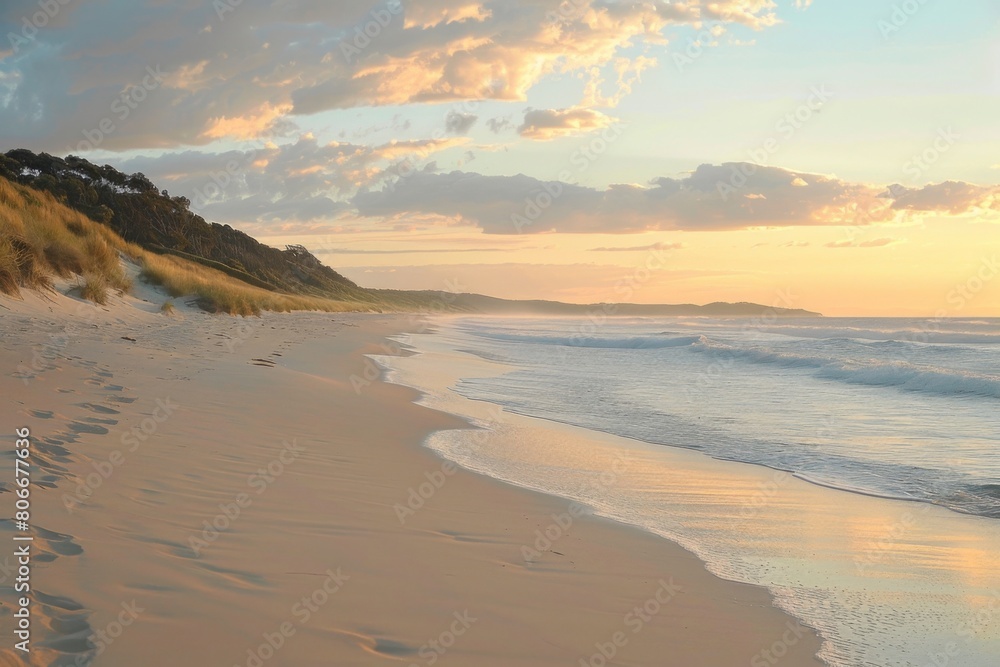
xmin=45 ymin=244 xmax=86 ymax=277
xmin=0 ymin=237 xmax=25 ymax=295
xmin=160 ymin=300 xmax=176 ymax=315
xmin=79 ymin=272 xmax=109 ymax=305
xmin=0 ymin=235 xmax=51 ymax=295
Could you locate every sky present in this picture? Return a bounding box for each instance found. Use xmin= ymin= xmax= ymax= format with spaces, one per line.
xmin=1 ymin=0 xmax=998 ymax=315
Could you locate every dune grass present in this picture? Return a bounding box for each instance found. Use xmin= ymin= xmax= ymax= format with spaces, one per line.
xmin=0 ymin=177 xmax=132 ymax=302
xmin=0 ymin=176 xmax=370 ymax=315
xmin=138 ymin=251 xmax=366 ymax=316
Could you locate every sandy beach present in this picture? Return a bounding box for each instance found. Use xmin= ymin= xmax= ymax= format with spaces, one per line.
xmin=0 ymin=287 xmax=824 ymax=666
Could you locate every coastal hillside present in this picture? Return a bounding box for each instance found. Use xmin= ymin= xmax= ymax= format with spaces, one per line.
xmin=381 ymin=292 xmax=821 ymax=317
xmin=0 ymin=149 xmax=368 ymax=300
xmin=0 ymin=175 xmax=369 ymax=314
xmin=0 ymin=149 xmax=820 ymax=317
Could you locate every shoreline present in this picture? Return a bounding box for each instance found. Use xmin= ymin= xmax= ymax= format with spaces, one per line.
xmin=1 ymin=290 xmax=823 ymax=666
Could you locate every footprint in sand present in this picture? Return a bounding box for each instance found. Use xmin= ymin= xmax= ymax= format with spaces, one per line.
xmin=194 ymin=562 xmax=272 ymax=592
xmin=68 ymin=422 xmax=110 ymax=435
xmin=0 ymin=522 xmax=84 ymax=563
xmin=77 ymin=402 xmax=121 ymax=415
xmin=34 ymin=591 xmax=85 ymax=613
xmin=33 ymin=437 xmax=72 ymax=460
xmin=27 ymin=590 xmax=94 ymax=660
xmin=31 ymin=526 xmax=85 ymax=559
xmin=436 ymin=529 xmax=507 ymax=545
xmin=22 ymin=445 xmax=71 ymax=485
xmin=365 ymin=638 xmax=418 ymax=659
xmin=81 ymin=416 xmax=119 ymax=426
xmin=329 ymin=630 xmax=420 ymax=660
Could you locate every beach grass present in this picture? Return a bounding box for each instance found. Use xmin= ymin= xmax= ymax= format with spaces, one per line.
xmin=137 ymin=251 xmax=366 ymax=316
xmin=0 ymin=176 xmax=132 ymax=298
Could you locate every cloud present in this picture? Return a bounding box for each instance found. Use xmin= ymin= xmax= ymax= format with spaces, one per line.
xmin=402 ymin=2 xmax=492 ymax=29
xmin=825 ymin=238 xmax=902 ymax=248
xmin=0 ymin=0 xmax=783 ymax=151
xmin=352 ymin=164 xmax=876 ymax=233
xmin=779 ymin=241 xmax=810 ymax=247
xmin=445 ymin=110 xmax=478 ymax=134
xmin=353 ymin=163 xmax=1000 ymax=234
xmin=112 ymin=133 xmax=466 ymax=224
xmin=518 ymin=107 xmax=617 ymax=140
xmin=107 ymin=141 xmax=1000 ymax=236
xmin=487 ymin=116 xmax=514 ymax=134
xmin=588 ymin=242 xmax=684 ymax=252
xmin=202 ymin=102 xmax=294 ymax=141
xmin=887 ymin=182 xmax=1000 ymax=214
xmin=317 ymin=247 xmax=506 ymax=254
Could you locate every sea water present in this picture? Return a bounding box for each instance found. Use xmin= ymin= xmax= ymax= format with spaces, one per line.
xmin=373 ymin=316 xmax=1000 ymax=667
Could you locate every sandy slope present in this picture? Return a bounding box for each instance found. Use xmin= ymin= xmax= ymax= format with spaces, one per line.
xmin=0 ymin=283 xmax=822 ymax=666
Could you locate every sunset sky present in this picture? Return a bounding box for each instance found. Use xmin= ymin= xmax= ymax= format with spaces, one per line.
xmin=2 ymin=0 xmax=998 ymax=315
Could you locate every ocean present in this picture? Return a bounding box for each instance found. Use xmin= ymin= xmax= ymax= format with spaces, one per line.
xmin=373 ymin=316 xmax=1000 ymax=667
